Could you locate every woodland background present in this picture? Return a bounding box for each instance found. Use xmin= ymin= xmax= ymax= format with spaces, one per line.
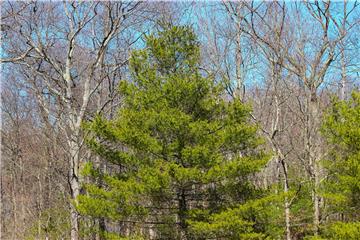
xmin=1 ymin=1 xmax=360 ymax=240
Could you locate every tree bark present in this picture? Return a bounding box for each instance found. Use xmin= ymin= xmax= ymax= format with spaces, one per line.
xmin=340 ymin=49 xmax=346 ymax=100
xmin=235 ymin=22 xmax=244 ymax=100
xmin=178 ymin=189 xmax=188 ymax=240
xmin=281 ymin=159 xmax=291 ymax=240
xmin=308 ymin=92 xmax=321 ymax=236
xmin=68 ymin=138 xmax=81 ymax=240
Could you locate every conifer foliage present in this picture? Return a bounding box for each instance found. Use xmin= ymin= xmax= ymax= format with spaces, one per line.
xmin=78 ymin=26 xmax=270 ymax=239
xmin=319 ymin=92 xmax=360 ymax=239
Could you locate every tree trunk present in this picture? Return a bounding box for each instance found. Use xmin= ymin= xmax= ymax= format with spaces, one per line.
xmin=0 ymin=170 xmax=3 ymax=240
xmin=38 ymin=172 xmax=43 ymax=239
xmin=69 ymin=138 xmax=80 ymax=240
xmin=340 ymin=49 xmax=346 ymax=100
xmin=20 ymin=156 xmax=26 ymax=239
xmin=313 ymin=163 xmax=321 ymax=236
xmin=178 ymin=189 xmax=187 ymax=240
xmin=11 ymin=171 xmax=17 ymax=240
xmin=235 ymin=6 xmax=244 ymax=101
xmin=308 ymin=92 xmax=321 ymax=235
xmin=281 ymin=159 xmax=291 ymax=240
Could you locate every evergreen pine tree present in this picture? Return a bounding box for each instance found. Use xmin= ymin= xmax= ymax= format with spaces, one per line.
xmin=318 ymin=91 xmax=360 ymax=239
xmin=78 ymin=26 xmax=271 ymax=239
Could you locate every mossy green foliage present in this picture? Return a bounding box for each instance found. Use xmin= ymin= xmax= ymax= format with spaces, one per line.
xmin=78 ymin=26 xmax=271 ymax=239
xmin=320 ymin=91 xmax=360 ymax=238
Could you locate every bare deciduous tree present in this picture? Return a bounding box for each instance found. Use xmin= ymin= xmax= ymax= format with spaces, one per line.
xmin=1 ymin=1 xmax=147 ymax=239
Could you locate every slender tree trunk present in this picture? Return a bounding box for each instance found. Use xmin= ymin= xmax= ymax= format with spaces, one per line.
xmin=340 ymin=49 xmax=346 ymax=100
xmin=235 ymin=6 xmax=244 ymax=101
xmin=11 ymin=171 xmax=17 ymax=240
xmin=313 ymin=163 xmax=321 ymax=235
xmin=235 ymin=30 xmax=244 ymax=100
xmin=307 ymin=92 xmax=321 ymax=235
xmin=0 ymin=131 xmax=3 ymax=240
xmin=0 ymin=170 xmax=3 ymax=240
xmin=20 ymin=156 xmax=26 ymax=239
xmin=70 ymin=179 xmax=80 ymax=240
xmin=281 ymin=159 xmax=291 ymax=240
xmin=69 ymin=138 xmax=80 ymax=240
xmin=178 ymin=189 xmax=187 ymax=240
xmin=266 ymin=61 xmax=292 ymax=240
xmin=312 ymin=149 xmax=321 ymax=236
xmin=340 ymin=2 xmax=348 ymax=101
xmin=38 ymin=172 xmax=43 ymax=239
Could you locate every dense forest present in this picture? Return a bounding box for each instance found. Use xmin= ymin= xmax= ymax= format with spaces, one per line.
xmin=1 ymin=1 xmax=360 ymax=240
